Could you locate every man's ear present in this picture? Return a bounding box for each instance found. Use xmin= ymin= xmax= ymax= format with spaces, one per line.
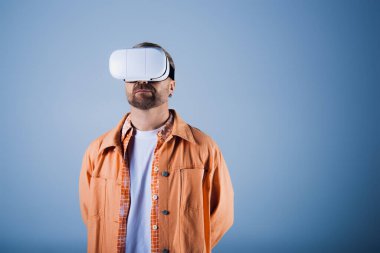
xmin=169 ymin=79 xmax=176 ymax=93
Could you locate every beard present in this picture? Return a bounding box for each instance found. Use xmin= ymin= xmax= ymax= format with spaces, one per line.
xmin=127 ymin=90 xmax=166 ymax=110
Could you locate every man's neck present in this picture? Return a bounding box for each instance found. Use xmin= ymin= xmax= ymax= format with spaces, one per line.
xmin=130 ymin=104 xmax=170 ymax=131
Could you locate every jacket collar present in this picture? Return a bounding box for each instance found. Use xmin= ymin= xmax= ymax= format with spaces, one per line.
xmin=99 ymin=108 xmax=195 ymax=153
xmin=121 ymin=108 xmax=174 ymax=140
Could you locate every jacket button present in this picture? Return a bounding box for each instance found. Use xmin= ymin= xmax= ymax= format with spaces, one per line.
xmin=161 ymin=210 xmax=169 ymax=215
xmin=162 ymin=249 xmax=169 ymax=253
xmin=161 ymin=171 xmax=169 ymax=177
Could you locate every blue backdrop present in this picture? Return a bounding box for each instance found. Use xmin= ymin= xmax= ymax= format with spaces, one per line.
xmin=1 ymin=0 xmax=379 ymax=252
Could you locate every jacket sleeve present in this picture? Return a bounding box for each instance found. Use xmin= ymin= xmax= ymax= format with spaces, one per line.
xmin=79 ymin=146 xmax=94 ymax=226
xmin=210 ymin=144 xmax=234 ymax=249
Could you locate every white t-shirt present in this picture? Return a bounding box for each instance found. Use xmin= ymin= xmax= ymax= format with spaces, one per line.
xmin=125 ymin=127 xmax=161 ymax=253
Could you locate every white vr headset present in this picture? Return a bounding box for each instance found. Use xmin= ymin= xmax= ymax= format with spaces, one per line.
xmin=109 ymin=47 xmax=175 ymax=82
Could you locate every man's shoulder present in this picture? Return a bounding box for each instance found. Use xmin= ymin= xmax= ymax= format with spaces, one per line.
xmin=84 ymin=129 xmax=112 ymax=156
xmin=186 ymin=124 xmax=225 ymax=169
xmin=85 ymin=113 xmax=128 ymax=154
xmin=187 ymin=123 xmax=219 ymax=150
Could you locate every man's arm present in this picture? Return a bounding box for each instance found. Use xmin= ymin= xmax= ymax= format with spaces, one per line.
xmin=79 ymin=146 xmax=93 ymax=226
xmin=210 ymin=144 xmax=234 ymax=249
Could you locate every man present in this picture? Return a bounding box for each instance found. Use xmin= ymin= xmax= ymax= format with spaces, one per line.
xmin=79 ymin=42 xmax=234 ymax=253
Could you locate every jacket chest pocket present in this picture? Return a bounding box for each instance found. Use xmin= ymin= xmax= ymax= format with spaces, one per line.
xmin=88 ymin=176 xmax=107 ymax=219
xmin=179 ymin=167 xmax=205 ymax=211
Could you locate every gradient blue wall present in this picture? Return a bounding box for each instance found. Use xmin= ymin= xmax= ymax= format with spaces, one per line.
xmin=0 ymin=0 xmax=379 ymax=252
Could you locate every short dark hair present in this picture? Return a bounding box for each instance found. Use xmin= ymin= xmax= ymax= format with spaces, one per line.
xmin=132 ymin=42 xmax=175 ymax=80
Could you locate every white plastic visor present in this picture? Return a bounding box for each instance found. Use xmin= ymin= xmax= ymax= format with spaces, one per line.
xmin=109 ymin=47 xmax=170 ymax=82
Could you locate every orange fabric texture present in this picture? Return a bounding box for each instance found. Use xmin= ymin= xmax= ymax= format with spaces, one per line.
xmin=79 ymin=108 xmax=234 ymax=253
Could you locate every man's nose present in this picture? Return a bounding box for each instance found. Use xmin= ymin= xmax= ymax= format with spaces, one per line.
xmin=135 ymin=80 xmax=148 ymax=87
xmin=134 ymin=80 xmax=151 ymax=90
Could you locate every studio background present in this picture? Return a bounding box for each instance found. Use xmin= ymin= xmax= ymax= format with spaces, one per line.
xmin=0 ymin=0 xmax=379 ymax=252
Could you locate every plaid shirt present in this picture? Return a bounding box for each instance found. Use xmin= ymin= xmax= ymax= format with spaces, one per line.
xmin=117 ymin=111 xmax=174 ymax=253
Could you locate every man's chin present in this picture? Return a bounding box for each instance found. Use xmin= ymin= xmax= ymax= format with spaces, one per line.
xmin=128 ymin=101 xmax=156 ymax=110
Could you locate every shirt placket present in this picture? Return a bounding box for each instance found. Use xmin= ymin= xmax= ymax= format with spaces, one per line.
xmin=151 ymin=135 xmax=164 ymax=253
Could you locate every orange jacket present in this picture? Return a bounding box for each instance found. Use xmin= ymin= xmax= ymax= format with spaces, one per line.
xmin=79 ymin=109 xmax=234 ymax=253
